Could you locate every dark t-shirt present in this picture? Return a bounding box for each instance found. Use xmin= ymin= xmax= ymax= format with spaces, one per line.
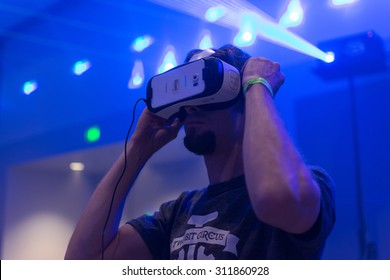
xmin=128 ymin=167 xmax=335 ymax=259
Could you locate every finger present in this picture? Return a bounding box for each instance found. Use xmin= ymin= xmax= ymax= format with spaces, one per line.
xmin=170 ymin=117 xmax=183 ymax=133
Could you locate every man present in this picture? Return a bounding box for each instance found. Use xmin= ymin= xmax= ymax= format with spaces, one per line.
xmin=65 ymin=44 xmax=335 ymax=260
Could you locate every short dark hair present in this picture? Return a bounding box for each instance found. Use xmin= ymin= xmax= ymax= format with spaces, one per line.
xmin=184 ymin=44 xmax=251 ymax=72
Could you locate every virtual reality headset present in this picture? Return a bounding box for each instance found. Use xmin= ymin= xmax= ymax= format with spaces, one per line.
xmin=146 ymin=50 xmax=241 ymax=119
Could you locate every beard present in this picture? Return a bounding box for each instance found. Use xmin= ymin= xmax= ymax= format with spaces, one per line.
xmin=184 ymin=130 xmax=216 ymax=155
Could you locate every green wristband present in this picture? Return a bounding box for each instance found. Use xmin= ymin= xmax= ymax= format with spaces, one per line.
xmin=243 ymin=77 xmax=274 ymax=98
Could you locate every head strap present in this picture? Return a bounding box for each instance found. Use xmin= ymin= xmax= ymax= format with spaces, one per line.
xmin=189 ymin=48 xmax=216 ymax=62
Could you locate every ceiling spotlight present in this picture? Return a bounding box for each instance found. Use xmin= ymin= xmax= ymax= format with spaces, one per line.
xmin=279 ymin=0 xmax=304 ymax=28
xmin=73 ymin=60 xmax=91 ymax=76
xmin=148 ymin=0 xmax=332 ymax=62
xmin=205 ymin=6 xmax=226 ymax=22
xmin=132 ymin=35 xmax=154 ymax=52
xmin=23 ymin=80 xmax=38 ymax=95
xmin=331 ymin=0 xmax=357 ymax=7
xmin=324 ymin=51 xmax=335 ymax=63
xmin=199 ymin=30 xmax=214 ymax=49
xmin=69 ymin=162 xmax=85 ymax=171
xmin=157 ymin=46 xmax=177 ymax=74
xmin=234 ymin=13 xmax=256 ymax=47
xmin=128 ymin=60 xmax=145 ymax=89
xmin=234 ymin=31 xmax=255 ymax=47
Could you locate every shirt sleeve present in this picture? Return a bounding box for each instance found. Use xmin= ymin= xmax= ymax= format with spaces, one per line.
xmin=127 ymin=198 xmax=179 ymax=259
xmin=288 ymin=166 xmax=336 ymax=253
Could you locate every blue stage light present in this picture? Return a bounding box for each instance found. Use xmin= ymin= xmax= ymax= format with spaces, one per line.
xmin=279 ymin=0 xmax=304 ymax=28
xmin=234 ymin=13 xmax=256 ymax=47
xmin=148 ymin=0 xmax=331 ymax=62
xmin=132 ymin=75 xmax=143 ymax=86
xmin=234 ymin=31 xmax=255 ymax=47
xmin=128 ymin=60 xmax=145 ymax=89
xmin=158 ymin=46 xmax=177 ymax=74
xmin=325 ymin=52 xmax=335 ymax=63
xmin=199 ymin=31 xmax=214 ymax=49
xmin=205 ymin=6 xmax=226 ymax=22
xmin=73 ymin=60 xmax=91 ymax=76
xmin=133 ymin=35 xmax=154 ymax=52
xmin=331 ymin=0 xmax=357 ymax=6
xmin=315 ymin=31 xmax=387 ymax=80
xmin=23 ymin=81 xmax=38 ymax=95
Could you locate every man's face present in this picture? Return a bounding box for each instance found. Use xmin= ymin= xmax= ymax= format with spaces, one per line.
xmin=183 ymin=105 xmax=244 ymax=156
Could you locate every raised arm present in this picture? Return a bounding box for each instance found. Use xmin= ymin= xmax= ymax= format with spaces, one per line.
xmin=242 ymin=57 xmax=321 ymax=234
xmin=65 ymin=108 xmax=182 ymax=259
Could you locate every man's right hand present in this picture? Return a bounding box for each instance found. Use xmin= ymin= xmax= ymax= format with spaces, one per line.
xmin=131 ymin=108 xmax=183 ymax=158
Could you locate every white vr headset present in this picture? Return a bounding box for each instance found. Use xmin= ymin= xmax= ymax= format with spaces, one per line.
xmin=146 ymin=49 xmax=242 ymax=119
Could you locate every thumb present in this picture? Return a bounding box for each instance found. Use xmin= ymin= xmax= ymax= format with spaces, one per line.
xmin=169 ymin=118 xmax=183 ymax=136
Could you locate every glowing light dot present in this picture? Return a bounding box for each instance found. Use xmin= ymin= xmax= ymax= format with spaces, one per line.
xmin=234 ymin=13 xmax=256 ymax=47
xmin=132 ymin=75 xmax=143 ymax=86
xmin=69 ymin=162 xmax=85 ymax=171
xmin=205 ymin=6 xmax=226 ymax=22
xmin=164 ymin=63 xmax=174 ymax=71
xmin=242 ymin=32 xmax=253 ymax=41
xmin=23 ymin=81 xmax=38 ymax=95
xmin=324 ymin=52 xmax=335 ymax=63
xmin=73 ymin=60 xmax=91 ymax=76
xmin=199 ymin=32 xmax=213 ymax=49
xmin=234 ymin=31 xmax=256 ymax=47
xmin=158 ymin=48 xmax=177 ymax=74
xmin=133 ymin=35 xmax=154 ymax=52
xmin=279 ymin=0 xmax=304 ymax=28
xmin=128 ymin=60 xmax=144 ymax=89
xmin=331 ymin=0 xmax=357 ymax=6
xmin=289 ymin=12 xmax=300 ymax=22
xmin=85 ymin=126 xmax=100 ymax=143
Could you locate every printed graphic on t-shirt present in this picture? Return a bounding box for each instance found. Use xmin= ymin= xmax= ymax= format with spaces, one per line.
xmin=171 ymin=211 xmax=239 ymax=259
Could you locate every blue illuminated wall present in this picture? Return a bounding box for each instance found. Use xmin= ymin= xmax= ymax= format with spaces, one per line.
xmin=294 ymin=72 xmax=390 ymax=259
xmin=0 ymin=0 xmax=232 ymax=157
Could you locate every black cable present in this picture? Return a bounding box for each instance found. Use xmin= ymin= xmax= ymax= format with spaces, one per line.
xmin=101 ymin=97 xmax=147 ymax=260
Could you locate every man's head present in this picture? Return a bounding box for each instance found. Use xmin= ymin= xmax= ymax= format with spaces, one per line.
xmin=184 ymin=44 xmax=251 ymax=112
xmin=183 ymin=45 xmax=251 ymax=156
xmin=184 ymin=44 xmax=251 ymax=72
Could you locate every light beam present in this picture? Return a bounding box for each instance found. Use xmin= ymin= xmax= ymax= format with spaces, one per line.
xmin=147 ymin=0 xmax=330 ymax=62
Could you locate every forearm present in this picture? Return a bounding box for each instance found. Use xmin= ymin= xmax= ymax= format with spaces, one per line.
xmin=65 ymin=139 xmax=151 ymax=259
xmin=243 ymin=84 xmax=320 ymax=233
xmin=64 ymin=108 xmax=182 ymax=259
